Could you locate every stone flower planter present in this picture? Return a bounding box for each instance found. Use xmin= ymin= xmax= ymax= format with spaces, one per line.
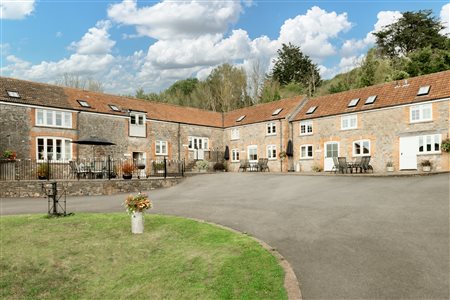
xmin=131 ymin=211 xmax=144 ymax=234
xmin=386 ymin=167 xmax=394 ymax=172
xmin=422 ymin=166 xmax=431 ymax=172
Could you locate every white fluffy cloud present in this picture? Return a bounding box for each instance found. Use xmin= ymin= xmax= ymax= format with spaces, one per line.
xmin=0 ymin=0 xmax=35 ymax=19
xmin=69 ymin=20 xmax=115 ymax=55
xmin=107 ymin=0 xmax=242 ymax=40
xmin=440 ymin=3 xmax=450 ymax=35
xmin=4 ymin=21 xmax=116 ymax=82
xmin=341 ymin=10 xmax=401 ymax=57
xmin=279 ymin=6 xmax=352 ymax=60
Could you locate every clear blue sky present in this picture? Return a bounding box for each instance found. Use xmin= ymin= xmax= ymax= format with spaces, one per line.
xmin=1 ymin=0 xmax=448 ymax=94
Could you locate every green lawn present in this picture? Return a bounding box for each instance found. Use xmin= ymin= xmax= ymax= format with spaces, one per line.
xmin=0 ymin=214 xmax=286 ymax=299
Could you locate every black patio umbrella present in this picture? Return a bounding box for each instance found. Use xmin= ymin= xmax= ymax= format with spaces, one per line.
xmin=286 ymin=139 xmax=294 ymax=157
xmin=71 ymin=136 xmax=116 ymax=146
xmin=71 ymin=136 xmax=116 ymax=161
xmin=224 ymin=145 xmax=230 ymax=161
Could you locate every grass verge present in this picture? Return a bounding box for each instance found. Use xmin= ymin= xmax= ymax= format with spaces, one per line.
xmin=0 ymin=213 xmax=286 ymax=299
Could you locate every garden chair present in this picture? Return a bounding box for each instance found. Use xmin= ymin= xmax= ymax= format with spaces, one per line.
xmin=352 ymin=157 xmax=363 ymax=173
xmin=69 ymin=161 xmax=89 ymax=179
xmin=361 ymin=156 xmax=374 ymax=173
xmin=332 ymin=157 xmax=339 ymax=173
xmin=337 ymin=157 xmax=351 ymax=174
xmin=238 ymin=159 xmax=249 ymax=172
xmin=258 ymin=158 xmax=270 ymax=172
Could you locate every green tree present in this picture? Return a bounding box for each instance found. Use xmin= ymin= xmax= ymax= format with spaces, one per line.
xmin=373 ymin=10 xmax=447 ymax=58
xmin=359 ymin=49 xmax=380 ymax=87
xmin=405 ymin=44 xmax=450 ymax=77
xmin=271 ymin=43 xmax=321 ymax=96
xmin=259 ymin=78 xmax=281 ymax=103
xmin=206 ymin=64 xmax=250 ymax=112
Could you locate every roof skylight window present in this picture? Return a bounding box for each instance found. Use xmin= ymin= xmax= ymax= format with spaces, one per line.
xmin=365 ymin=95 xmax=377 ymax=105
xmin=417 ymin=85 xmax=430 ymax=96
xmin=236 ymin=115 xmax=246 ymax=122
xmin=77 ymin=100 xmax=91 ymax=108
xmin=348 ymin=98 xmax=359 ymax=107
xmin=6 ymin=90 xmax=20 ymax=98
xmin=272 ymin=108 xmax=283 ymax=116
xmin=306 ymin=106 xmax=317 ymax=114
xmin=109 ymin=104 xmax=120 ymax=111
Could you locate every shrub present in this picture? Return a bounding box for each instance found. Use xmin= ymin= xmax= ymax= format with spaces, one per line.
xmin=196 ymin=160 xmax=209 ymax=170
xmin=442 ymin=138 xmax=450 ymax=152
xmin=152 ymin=161 xmax=165 ymax=171
xmin=213 ymin=162 xmax=225 ymax=171
xmin=2 ymin=150 xmax=16 ymax=160
xmin=312 ymin=164 xmax=322 ymax=172
xmin=386 ymin=161 xmax=393 ymax=167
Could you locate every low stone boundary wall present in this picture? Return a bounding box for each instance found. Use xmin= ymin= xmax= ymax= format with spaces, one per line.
xmin=0 ymin=178 xmax=183 ymax=198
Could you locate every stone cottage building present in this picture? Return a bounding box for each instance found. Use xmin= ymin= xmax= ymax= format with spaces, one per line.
xmin=0 ymin=70 xmax=449 ymax=173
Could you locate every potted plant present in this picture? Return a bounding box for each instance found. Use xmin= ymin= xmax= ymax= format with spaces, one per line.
xmin=2 ymin=150 xmax=17 ymax=160
xmin=195 ymin=160 xmax=209 ymax=172
xmin=421 ymin=160 xmax=432 ymax=172
xmin=442 ymin=138 xmax=450 ymax=153
xmin=37 ymin=163 xmax=50 ymax=180
xmin=153 ymin=161 xmax=165 ymax=174
xmin=279 ymin=151 xmax=287 ymax=161
xmin=122 ymin=162 xmax=134 ymax=179
xmin=123 ymin=193 xmax=152 ymax=234
xmin=386 ymin=161 xmax=394 ymax=172
xmin=312 ymin=164 xmax=322 ymax=172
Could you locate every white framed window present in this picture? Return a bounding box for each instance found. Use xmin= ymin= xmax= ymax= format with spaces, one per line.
xmin=410 ymin=104 xmax=432 ymax=123
xmin=77 ymin=100 xmax=90 ymax=107
xmin=267 ymin=145 xmax=277 ymax=160
xmin=130 ymin=112 xmax=145 ymax=126
xmin=418 ymin=134 xmax=441 ymax=154
xmin=188 ymin=136 xmax=209 ymax=150
xmin=231 ymin=149 xmax=240 ymax=162
xmin=266 ymin=122 xmax=276 ymax=135
xmin=36 ymin=109 xmax=72 ymax=128
xmin=36 ymin=137 xmax=72 ymax=161
xmin=231 ymin=128 xmax=239 ymax=140
xmin=155 ymin=140 xmax=168 ymax=155
xmin=7 ymin=90 xmax=20 ymax=98
xmin=300 ymin=145 xmax=313 ymax=159
xmin=300 ymin=121 xmax=313 ymax=135
xmin=248 ymin=145 xmax=258 ymax=162
xmin=352 ymin=140 xmax=370 ymax=156
xmin=341 ymin=114 xmax=357 ymax=130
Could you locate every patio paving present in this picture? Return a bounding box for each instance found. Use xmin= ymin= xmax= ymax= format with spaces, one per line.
xmin=1 ymin=172 xmax=449 ymax=299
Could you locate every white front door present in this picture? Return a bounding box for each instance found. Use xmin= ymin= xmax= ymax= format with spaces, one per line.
xmin=324 ymin=142 xmax=339 ymax=171
xmin=399 ymin=136 xmax=418 ymax=170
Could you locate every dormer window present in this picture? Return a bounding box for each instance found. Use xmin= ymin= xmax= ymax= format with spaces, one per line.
xmin=306 ymin=106 xmax=317 ymax=114
xmin=272 ymin=108 xmax=283 ymax=116
xmin=236 ymin=115 xmax=246 ymax=122
xmin=365 ymin=95 xmax=377 ymax=105
xmin=417 ymin=85 xmax=430 ymax=96
xmin=348 ymin=98 xmax=359 ymax=107
xmin=6 ymin=90 xmax=20 ymax=98
xmin=77 ymin=100 xmax=90 ymax=108
xmin=109 ymin=104 xmax=120 ymax=112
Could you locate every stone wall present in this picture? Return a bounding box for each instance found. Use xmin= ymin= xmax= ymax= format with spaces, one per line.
xmin=0 ymin=177 xmax=182 ymax=198
xmin=0 ymin=104 xmax=31 ymax=159
xmin=292 ymin=100 xmax=450 ymax=172
xmin=224 ymin=119 xmax=290 ymax=172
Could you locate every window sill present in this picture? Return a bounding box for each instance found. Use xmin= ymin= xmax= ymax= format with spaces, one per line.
xmin=417 ymin=152 xmax=441 ymax=155
xmin=300 ymin=157 xmax=313 ymax=160
xmin=268 ymin=158 xmax=277 ymax=161
xmin=35 ymin=124 xmax=73 ymax=129
xmin=155 ymin=154 xmax=168 ymax=156
xmin=300 ymin=133 xmax=313 ymax=136
xmin=409 ymin=120 xmax=433 ymax=125
xmin=266 ymin=133 xmax=277 ymax=136
xmin=341 ymin=128 xmax=358 ymax=131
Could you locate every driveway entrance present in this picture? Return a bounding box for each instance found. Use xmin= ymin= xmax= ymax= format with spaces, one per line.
xmin=2 ymin=173 xmax=449 ymax=299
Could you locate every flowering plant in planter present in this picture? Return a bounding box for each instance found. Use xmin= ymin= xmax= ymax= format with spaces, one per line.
xmin=2 ymin=150 xmax=16 ymax=160
xmin=442 ymin=138 xmax=450 ymax=152
xmin=123 ymin=193 xmax=152 ymax=214
xmin=279 ymin=151 xmax=287 ymax=160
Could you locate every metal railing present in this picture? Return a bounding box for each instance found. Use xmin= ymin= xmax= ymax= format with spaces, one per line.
xmin=0 ymin=157 xmax=185 ymax=181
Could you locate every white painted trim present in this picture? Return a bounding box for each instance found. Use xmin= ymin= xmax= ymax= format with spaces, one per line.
xmin=35 ymin=136 xmax=72 ymax=162
xmin=352 ymin=139 xmax=371 ymax=156
xmin=300 ymin=144 xmax=314 ymax=159
xmin=266 ymin=144 xmax=277 ymax=160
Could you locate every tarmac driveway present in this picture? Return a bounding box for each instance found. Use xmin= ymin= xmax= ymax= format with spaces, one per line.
xmin=1 ymin=173 xmax=449 ymax=299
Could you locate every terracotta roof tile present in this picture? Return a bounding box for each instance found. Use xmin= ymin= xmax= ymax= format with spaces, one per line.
xmin=224 ymin=96 xmax=305 ymax=127
xmin=292 ymin=70 xmax=450 ymax=121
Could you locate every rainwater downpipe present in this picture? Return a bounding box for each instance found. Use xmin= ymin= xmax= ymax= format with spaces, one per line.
xmin=279 ymin=119 xmax=283 ymax=172
xmin=177 ymin=122 xmax=181 ymax=161
xmin=76 ymin=111 xmax=80 ymax=162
